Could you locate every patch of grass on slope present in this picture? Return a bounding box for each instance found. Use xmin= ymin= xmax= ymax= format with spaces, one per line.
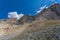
xmin=24 ymin=20 xmax=60 ymax=33
xmin=11 ymin=20 xmax=60 ymax=40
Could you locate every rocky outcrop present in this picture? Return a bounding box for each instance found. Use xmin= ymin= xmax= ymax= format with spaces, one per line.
xmin=35 ymin=8 xmax=59 ymax=20
xmin=35 ymin=3 xmax=60 ymax=20
xmin=16 ymin=3 xmax=60 ymax=24
xmin=16 ymin=15 xmax=35 ymax=24
xmin=50 ymin=3 xmax=60 ymax=16
xmin=10 ymin=20 xmax=60 ymax=40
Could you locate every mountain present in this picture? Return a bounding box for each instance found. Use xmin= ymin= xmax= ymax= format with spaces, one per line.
xmin=35 ymin=3 xmax=60 ymax=20
xmin=11 ymin=20 xmax=60 ymax=40
xmin=16 ymin=15 xmax=35 ymax=24
xmin=16 ymin=3 xmax=60 ymax=24
xmin=11 ymin=3 xmax=60 ymax=40
xmin=50 ymin=3 xmax=60 ymax=16
xmin=0 ymin=3 xmax=60 ymax=40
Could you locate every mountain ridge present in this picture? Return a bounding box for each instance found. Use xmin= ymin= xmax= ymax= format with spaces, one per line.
xmin=0 ymin=3 xmax=60 ymax=40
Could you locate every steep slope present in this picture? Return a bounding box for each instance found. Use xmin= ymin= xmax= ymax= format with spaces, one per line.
xmin=0 ymin=21 xmax=26 ymax=40
xmin=35 ymin=3 xmax=60 ymax=20
xmin=50 ymin=3 xmax=60 ymax=16
xmin=10 ymin=20 xmax=60 ymax=40
xmin=1 ymin=3 xmax=60 ymax=40
xmin=9 ymin=3 xmax=60 ymax=40
xmin=16 ymin=3 xmax=60 ymax=24
xmin=35 ymin=8 xmax=59 ymax=20
xmin=16 ymin=15 xmax=35 ymax=24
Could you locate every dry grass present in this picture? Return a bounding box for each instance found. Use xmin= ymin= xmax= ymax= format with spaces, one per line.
xmin=11 ymin=20 xmax=60 ymax=40
xmin=0 ymin=20 xmax=60 ymax=40
xmin=0 ymin=20 xmax=60 ymax=35
xmin=24 ymin=20 xmax=60 ymax=33
xmin=0 ymin=23 xmax=25 ymax=36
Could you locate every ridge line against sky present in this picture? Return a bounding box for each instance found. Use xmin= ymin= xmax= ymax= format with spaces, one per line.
xmin=0 ymin=0 xmax=60 ymax=19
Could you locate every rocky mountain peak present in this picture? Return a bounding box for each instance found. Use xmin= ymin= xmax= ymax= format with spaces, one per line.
xmin=3 ymin=3 xmax=60 ymax=25
xmin=35 ymin=3 xmax=60 ymax=20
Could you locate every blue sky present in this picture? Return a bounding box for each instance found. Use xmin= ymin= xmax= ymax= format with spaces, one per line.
xmin=0 ymin=0 xmax=60 ymax=19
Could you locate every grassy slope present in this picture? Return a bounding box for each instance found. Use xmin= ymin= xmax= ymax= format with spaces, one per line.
xmin=11 ymin=20 xmax=60 ymax=40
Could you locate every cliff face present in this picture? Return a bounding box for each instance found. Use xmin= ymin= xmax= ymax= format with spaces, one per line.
xmin=0 ymin=3 xmax=60 ymax=40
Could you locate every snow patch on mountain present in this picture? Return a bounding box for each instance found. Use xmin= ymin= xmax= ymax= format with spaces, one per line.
xmin=36 ymin=5 xmax=48 ymax=14
xmin=36 ymin=0 xmax=58 ymax=14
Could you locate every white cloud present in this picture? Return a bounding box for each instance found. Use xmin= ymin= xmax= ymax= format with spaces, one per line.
xmin=8 ymin=12 xmax=24 ymax=20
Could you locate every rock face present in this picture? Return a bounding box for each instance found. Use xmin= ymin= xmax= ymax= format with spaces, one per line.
xmin=50 ymin=4 xmax=60 ymax=16
xmin=16 ymin=15 xmax=35 ymax=24
xmin=35 ymin=8 xmax=59 ymax=20
xmin=35 ymin=3 xmax=60 ymax=20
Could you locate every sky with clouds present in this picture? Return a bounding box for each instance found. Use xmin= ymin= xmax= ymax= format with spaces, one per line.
xmin=0 ymin=0 xmax=60 ymax=19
